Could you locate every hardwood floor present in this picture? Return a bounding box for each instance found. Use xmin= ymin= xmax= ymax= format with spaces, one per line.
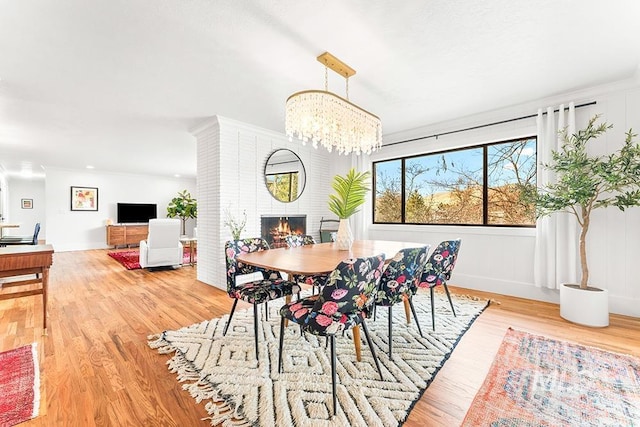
xmin=1 ymin=249 xmax=639 ymax=426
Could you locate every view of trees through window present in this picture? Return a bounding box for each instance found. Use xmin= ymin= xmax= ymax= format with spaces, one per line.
xmin=373 ymin=137 xmax=537 ymax=226
xmin=266 ymin=172 xmax=299 ymax=202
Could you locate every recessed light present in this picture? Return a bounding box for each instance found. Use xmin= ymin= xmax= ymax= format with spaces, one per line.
xmin=174 ymin=174 xmax=181 ymax=178
xmin=86 ymin=165 xmax=95 ymax=169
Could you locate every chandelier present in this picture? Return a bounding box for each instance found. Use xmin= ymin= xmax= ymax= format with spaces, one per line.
xmin=285 ymin=52 xmax=382 ymax=155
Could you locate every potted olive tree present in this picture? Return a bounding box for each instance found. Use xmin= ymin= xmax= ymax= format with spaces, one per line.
xmin=166 ymin=190 xmax=197 ymax=236
xmin=532 ymin=115 xmax=640 ymax=326
xmin=328 ymin=168 xmax=371 ymax=250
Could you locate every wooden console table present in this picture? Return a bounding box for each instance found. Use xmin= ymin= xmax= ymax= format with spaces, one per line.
xmin=106 ymin=224 xmax=149 ymax=247
xmin=0 ymin=244 xmax=54 ymax=333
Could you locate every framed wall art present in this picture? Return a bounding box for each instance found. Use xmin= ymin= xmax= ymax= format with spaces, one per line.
xmin=21 ymin=198 xmax=33 ymax=209
xmin=71 ymin=186 xmax=99 ymax=211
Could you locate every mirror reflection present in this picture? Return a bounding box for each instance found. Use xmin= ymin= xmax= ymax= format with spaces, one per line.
xmin=264 ymin=149 xmax=306 ymax=202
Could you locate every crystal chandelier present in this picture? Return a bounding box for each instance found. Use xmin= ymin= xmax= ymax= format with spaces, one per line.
xmin=285 ymin=52 xmax=382 ymax=155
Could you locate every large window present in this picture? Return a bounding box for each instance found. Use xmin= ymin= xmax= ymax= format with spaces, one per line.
xmin=373 ymin=137 xmax=536 ymax=226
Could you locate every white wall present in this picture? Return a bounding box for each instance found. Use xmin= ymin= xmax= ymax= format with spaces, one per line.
xmin=5 ymin=177 xmax=45 ymax=239
xmin=45 ymin=167 xmax=196 ymax=251
xmin=193 ymin=116 xmax=346 ymax=290
xmin=367 ymin=79 xmax=640 ymax=317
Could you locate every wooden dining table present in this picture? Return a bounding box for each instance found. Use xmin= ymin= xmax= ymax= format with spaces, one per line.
xmin=237 ymin=239 xmax=427 ymax=361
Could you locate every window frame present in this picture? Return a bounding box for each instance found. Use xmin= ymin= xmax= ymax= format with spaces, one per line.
xmin=372 ymin=135 xmax=537 ymax=228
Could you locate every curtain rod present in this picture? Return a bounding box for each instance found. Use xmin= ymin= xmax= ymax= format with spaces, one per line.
xmin=383 ymin=101 xmax=597 ymax=148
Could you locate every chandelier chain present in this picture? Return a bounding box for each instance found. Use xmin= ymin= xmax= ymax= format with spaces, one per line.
xmin=324 ymin=66 xmax=328 ymax=91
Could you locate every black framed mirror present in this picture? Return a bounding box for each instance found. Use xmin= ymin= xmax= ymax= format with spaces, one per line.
xmin=264 ymin=149 xmax=306 ymax=203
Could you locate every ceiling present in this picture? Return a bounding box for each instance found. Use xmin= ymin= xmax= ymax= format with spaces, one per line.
xmin=1 ymin=1 xmax=639 ymax=180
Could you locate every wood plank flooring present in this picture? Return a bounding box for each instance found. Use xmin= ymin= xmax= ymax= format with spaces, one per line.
xmin=1 ymin=249 xmax=639 ymax=426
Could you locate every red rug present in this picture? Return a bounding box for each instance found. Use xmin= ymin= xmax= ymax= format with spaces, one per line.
xmin=462 ymin=328 xmax=640 ymax=426
xmin=0 ymin=344 xmax=40 ymax=427
xmin=108 ymin=248 xmax=195 ymax=270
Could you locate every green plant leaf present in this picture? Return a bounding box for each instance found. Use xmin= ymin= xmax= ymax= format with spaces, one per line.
xmin=327 ymin=168 xmax=371 ymax=219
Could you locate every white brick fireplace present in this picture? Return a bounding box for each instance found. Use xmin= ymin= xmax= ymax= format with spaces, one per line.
xmin=191 ymin=115 xmax=343 ymax=290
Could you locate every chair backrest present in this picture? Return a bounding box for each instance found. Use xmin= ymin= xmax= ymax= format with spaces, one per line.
xmin=303 ymin=253 xmax=386 ymax=335
xmin=224 ymin=237 xmax=271 ymax=295
xmin=146 ymin=219 xmax=181 ymax=248
xmin=419 ymin=239 xmax=462 ymax=288
xmin=376 ymin=245 xmax=430 ymax=306
xmin=319 ymin=217 xmax=339 ymax=243
xmin=284 ymin=234 xmax=316 ymax=248
xmin=31 ymin=222 xmax=41 ymax=245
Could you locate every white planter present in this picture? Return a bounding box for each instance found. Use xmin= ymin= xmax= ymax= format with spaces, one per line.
xmin=559 ymin=283 xmax=609 ymax=327
xmin=335 ymin=219 xmax=353 ymax=251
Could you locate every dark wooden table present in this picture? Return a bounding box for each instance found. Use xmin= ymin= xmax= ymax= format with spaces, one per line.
xmin=0 ymin=244 xmax=54 ymax=333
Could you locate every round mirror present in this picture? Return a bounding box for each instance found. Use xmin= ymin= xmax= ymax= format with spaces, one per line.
xmin=264 ymin=149 xmax=306 ymax=202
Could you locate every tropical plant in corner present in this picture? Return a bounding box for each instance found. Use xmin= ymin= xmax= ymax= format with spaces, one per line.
xmin=531 ymin=115 xmax=640 ymax=290
xmin=328 ymin=168 xmax=371 ymax=249
xmin=166 ymin=190 xmax=197 ymax=236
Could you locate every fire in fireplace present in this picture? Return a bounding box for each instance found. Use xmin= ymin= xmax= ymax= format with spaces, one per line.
xmin=260 ymin=215 xmax=307 ymax=249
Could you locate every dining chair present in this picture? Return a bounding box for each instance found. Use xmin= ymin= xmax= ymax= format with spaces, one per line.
xmin=418 ymin=239 xmax=462 ymax=330
xmin=224 ymin=238 xmax=301 ymax=360
xmin=278 ymin=253 xmax=386 ymax=416
xmin=374 ymin=245 xmax=430 ymax=359
xmin=284 ymin=234 xmax=328 ymax=295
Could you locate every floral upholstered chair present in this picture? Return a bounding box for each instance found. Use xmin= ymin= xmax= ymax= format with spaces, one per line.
xmin=278 ymin=253 xmax=386 ymax=416
xmin=374 ymin=245 xmax=430 ymax=359
xmin=224 ymin=238 xmax=301 ymax=360
xmin=418 ymin=239 xmax=462 ymax=330
xmin=284 ymin=234 xmax=328 ymax=295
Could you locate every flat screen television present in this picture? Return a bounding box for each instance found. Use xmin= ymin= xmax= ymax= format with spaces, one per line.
xmin=117 ymin=203 xmax=158 ymax=224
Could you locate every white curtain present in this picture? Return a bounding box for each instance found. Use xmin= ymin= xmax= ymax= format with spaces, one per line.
xmin=534 ymin=103 xmax=579 ymax=288
xmin=350 ymin=153 xmax=370 ymax=241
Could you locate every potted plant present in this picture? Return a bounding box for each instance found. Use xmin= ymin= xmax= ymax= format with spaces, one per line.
xmin=223 ymin=208 xmax=247 ymax=240
xmin=328 ymin=168 xmax=371 ymax=250
xmin=531 ymin=115 xmax=640 ymax=326
xmin=166 ymin=190 xmax=197 ymax=236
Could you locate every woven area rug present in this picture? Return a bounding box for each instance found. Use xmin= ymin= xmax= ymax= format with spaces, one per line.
xmin=462 ymin=328 xmax=640 ymax=426
xmin=108 ymin=248 xmax=194 ymax=270
xmin=0 ymin=344 xmax=40 ymax=427
xmin=149 ymin=292 xmax=489 ymax=426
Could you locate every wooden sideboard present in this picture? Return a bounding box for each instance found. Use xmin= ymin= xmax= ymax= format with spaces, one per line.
xmin=106 ymin=224 xmax=149 ymax=247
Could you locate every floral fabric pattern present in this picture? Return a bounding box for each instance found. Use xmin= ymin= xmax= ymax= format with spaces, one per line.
xmin=418 ymin=239 xmax=461 ymax=289
xmin=284 ymin=234 xmax=329 ymax=292
xmin=225 ymin=238 xmax=300 ymax=304
xmin=375 ymin=246 xmax=430 ymax=307
xmin=280 ymin=254 xmax=386 ymax=336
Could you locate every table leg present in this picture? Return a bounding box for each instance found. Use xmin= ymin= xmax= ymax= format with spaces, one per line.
xmin=42 ymin=267 xmax=49 ymax=335
xmin=403 ymin=296 xmax=411 ymax=324
xmin=353 ymin=325 xmax=362 ymax=362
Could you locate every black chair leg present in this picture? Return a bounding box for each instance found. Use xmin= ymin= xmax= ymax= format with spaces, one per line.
xmin=361 ymin=320 xmax=383 ymax=380
xmin=330 ymin=335 xmax=337 ymax=416
xmin=430 ymin=286 xmax=436 ymax=331
xmin=408 ymin=296 xmax=424 ymax=338
xmin=388 ymin=306 xmax=393 ymax=359
xmin=223 ymin=299 xmax=239 ymax=336
xmin=443 ymin=283 xmax=457 ymax=317
xmin=265 ymin=301 xmax=269 ymax=321
xmin=253 ymin=303 xmax=259 ymax=360
xmin=278 ymin=316 xmax=285 ymax=373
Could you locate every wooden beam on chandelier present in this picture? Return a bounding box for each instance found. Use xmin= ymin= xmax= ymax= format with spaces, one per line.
xmin=317 ymin=52 xmax=356 ymax=78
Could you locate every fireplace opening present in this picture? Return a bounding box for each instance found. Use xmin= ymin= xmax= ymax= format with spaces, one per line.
xmin=260 ymin=215 xmax=306 ymax=249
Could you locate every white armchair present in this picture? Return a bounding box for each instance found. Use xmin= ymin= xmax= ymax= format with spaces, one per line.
xmin=139 ymin=218 xmax=183 ymax=268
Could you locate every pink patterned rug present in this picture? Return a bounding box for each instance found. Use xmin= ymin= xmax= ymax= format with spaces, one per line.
xmin=0 ymin=344 xmax=40 ymax=427
xmin=462 ymin=328 xmax=640 ymax=426
xmin=108 ymin=248 xmax=194 ymax=270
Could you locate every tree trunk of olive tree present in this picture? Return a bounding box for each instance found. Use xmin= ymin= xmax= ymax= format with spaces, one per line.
xmin=579 ymin=208 xmax=590 ymax=289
